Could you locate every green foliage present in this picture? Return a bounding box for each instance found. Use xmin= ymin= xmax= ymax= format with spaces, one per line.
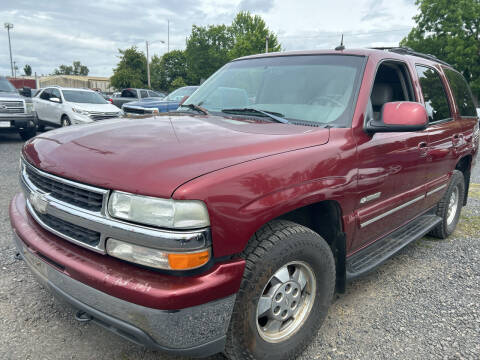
xmin=185 ymin=24 xmax=234 ymax=85
xmin=23 ymin=64 xmax=32 ymax=76
xmin=53 ymin=61 xmax=89 ymax=76
xmin=171 ymin=76 xmax=187 ymax=90
xmin=229 ymin=11 xmax=281 ymax=59
xmin=150 ymin=50 xmax=188 ymax=91
xmin=400 ymin=0 xmax=480 ymax=100
xmin=110 ymin=47 xmax=147 ymax=90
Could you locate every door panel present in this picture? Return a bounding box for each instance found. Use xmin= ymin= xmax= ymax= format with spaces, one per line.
xmin=353 ymin=130 xmax=429 ymax=251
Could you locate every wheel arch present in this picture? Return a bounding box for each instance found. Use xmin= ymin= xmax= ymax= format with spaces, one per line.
xmin=455 ymin=155 xmax=472 ymax=206
xmin=271 ymin=200 xmax=347 ymax=293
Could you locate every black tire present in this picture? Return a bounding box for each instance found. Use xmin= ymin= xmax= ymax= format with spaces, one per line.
xmin=224 ymin=220 xmax=335 ymax=360
xmin=61 ymin=116 xmax=71 ymax=127
xmin=428 ymin=170 xmax=465 ymax=239
xmin=19 ymin=127 xmax=37 ymax=141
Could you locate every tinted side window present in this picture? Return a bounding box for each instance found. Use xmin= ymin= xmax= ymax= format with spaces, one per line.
xmin=415 ymin=65 xmax=451 ymax=122
xmin=444 ymin=68 xmax=477 ymax=117
xmin=51 ymin=89 xmax=62 ymax=100
xmin=40 ymin=89 xmax=51 ymax=100
xmin=140 ymin=90 xmax=149 ymax=98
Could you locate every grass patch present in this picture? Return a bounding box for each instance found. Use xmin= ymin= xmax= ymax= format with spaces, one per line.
xmin=469 ymin=183 xmax=480 ymax=200
xmin=454 ymin=209 xmax=480 ymax=237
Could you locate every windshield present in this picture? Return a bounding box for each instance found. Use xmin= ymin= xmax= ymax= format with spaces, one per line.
xmin=0 ymin=77 xmax=17 ymax=92
xmin=166 ymin=87 xmax=197 ymax=101
xmin=183 ymin=55 xmax=365 ymax=126
xmin=62 ymin=90 xmax=108 ymax=104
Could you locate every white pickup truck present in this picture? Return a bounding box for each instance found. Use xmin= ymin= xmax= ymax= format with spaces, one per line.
xmin=0 ymin=76 xmax=37 ymax=140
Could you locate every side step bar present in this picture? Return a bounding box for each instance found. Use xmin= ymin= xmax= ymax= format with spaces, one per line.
xmin=346 ymin=214 xmax=442 ymax=281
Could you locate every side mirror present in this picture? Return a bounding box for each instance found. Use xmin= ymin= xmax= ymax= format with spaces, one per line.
xmin=50 ymin=97 xmax=61 ymax=103
xmin=20 ymin=87 xmax=32 ymax=98
xmin=179 ymin=95 xmax=189 ymax=105
xmin=365 ymin=101 xmax=428 ymax=133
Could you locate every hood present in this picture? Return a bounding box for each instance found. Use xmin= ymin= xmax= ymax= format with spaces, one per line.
xmin=69 ymin=103 xmax=121 ymax=112
xmin=124 ymin=99 xmax=176 ymax=108
xmin=0 ymin=91 xmax=23 ymax=100
xmin=23 ymin=115 xmax=330 ymax=198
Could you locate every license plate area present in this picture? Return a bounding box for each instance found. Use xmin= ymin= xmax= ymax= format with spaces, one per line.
xmin=0 ymin=121 xmax=11 ymax=128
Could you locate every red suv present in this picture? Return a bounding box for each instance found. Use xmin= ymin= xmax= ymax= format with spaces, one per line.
xmin=10 ymin=48 xmax=479 ymax=359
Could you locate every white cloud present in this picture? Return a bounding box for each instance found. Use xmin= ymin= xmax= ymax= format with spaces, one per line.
xmin=0 ymin=0 xmax=418 ymax=77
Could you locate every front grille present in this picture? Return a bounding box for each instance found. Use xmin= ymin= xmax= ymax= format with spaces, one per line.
xmin=25 ymin=166 xmax=104 ymax=212
xmin=90 ymin=112 xmax=119 ymax=121
xmin=36 ymin=212 xmax=101 ymax=246
xmin=0 ymin=101 xmax=24 ymax=114
xmin=123 ymin=107 xmax=146 ymax=114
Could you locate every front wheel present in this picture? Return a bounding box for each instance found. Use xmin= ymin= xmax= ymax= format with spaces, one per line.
xmin=61 ymin=116 xmax=71 ymax=127
xmin=19 ymin=126 xmax=37 ymax=141
xmin=225 ymin=220 xmax=335 ymax=360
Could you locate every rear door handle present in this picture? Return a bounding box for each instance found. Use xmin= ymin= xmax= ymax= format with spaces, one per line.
xmin=418 ymin=141 xmax=428 ymax=156
xmin=452 ymin=134 xmax=463 ymax=147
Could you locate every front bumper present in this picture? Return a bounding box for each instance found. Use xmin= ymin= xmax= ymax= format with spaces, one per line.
xmin=0 ymin=113 xmax=37 ymax=129
xmin=10 ymin=193 xmax=245 ymax=357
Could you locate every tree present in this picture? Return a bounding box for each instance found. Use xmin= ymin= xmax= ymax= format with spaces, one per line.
xmin=400 ymin=0 xmax=480 ymax=100
xmin=72 ymin=61 xmax=89 ymax=76
xmin=228 ymin=11 xmax=281 ymax=59
xmin=110 ymin=47 xmax=147 ymax=90
xmin=53 ymin=61 xmax=89 ymax=76
xmin=150 ymin=50 xmax=188 ymax=91
xmin=171 ymin=76 xmax=187 ymax=90
xmin=23 ymin=64 xmax=32 ymax=76
xmin=185 ymin=24 xmax=234 ymax=84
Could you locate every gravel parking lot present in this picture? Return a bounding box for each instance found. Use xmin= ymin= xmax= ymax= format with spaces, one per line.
xmin=1 ymin=131 xmax=479 ymax=360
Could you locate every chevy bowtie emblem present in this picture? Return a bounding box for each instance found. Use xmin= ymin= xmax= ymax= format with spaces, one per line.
xmin=30 ymin=191 xmax=49 ymax=214
xmin=0 ymin=105 xmax=7 ymax=111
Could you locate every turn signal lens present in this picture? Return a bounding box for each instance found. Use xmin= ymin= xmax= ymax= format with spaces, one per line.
xmin=106 ymin=238 xmax=211 ymax=271
xmin=168 ymin=250 xmax=210 ymax=270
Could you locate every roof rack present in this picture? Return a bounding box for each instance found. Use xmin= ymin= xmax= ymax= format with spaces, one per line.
xmin=370 ymin=46 xmax=451 ymax=67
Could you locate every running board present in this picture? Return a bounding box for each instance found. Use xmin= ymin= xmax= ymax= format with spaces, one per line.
xmin=346 ymin=214 xmax=442 ymax=281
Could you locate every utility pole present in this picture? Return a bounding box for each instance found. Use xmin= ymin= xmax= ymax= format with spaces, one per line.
xmin=4 ymin=23 xmax=14 ymax=77
xmin=146 ymin=40 xmax=151 ymax=88
xmin=167 ymin=20 xmax=170 ymax=53
xmin=13 ymin=61 xmax=16 ymax=78
xmin=145 ymin=39 xmax=165 ymax=88
xmin=265 ymin=35 xmax=269 ymax=53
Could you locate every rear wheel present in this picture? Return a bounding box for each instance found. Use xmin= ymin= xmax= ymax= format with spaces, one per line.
xmin=224 ymin=220 xmax=335 ymax=360
xmin=428 ymin=170 xmax=465 ymax=239
xmin=61 ymin=116 xmax=71 ymax=127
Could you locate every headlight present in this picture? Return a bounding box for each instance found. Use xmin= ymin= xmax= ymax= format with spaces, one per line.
xmin=72 ymin=108 xmax=90 ymax=116
xmin=108 ymin=191 xmax=210 ymax=229
xmin=25 ymin=102 xmax=34 ymax=114
xmin=106 ymin=238 xmax=211 ymax=270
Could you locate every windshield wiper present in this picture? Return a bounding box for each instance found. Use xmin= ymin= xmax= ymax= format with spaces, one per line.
xmin=178 ymin=103 xmax=208 ymax=115
xmin=221 ymin=108 xmax=289 ymax=124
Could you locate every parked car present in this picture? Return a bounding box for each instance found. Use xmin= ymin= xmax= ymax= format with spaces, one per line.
xmin=111 ymin=88 xmax=165 ymax=108
xmin=33 ymin=87 xmax=123 ymax=129
xmin=122 ymin=86 xmax=198 ymax=115
xmin=10 ymin=48 xmax=479 ymax=359
xmin=0 ymin=76 xmax=37 ymax=140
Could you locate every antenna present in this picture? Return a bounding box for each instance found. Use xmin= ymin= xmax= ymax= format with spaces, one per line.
xmin=335 ymin=34 xmax=345 ymax=51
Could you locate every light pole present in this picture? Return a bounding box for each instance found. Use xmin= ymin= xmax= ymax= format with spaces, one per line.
xmin=265 ymin=35 xmax=269 ymax=53
xmin=4 ymin=23 xmax=14 ymax=77
xmin=145 ymin=39 xmax=165 ymax=88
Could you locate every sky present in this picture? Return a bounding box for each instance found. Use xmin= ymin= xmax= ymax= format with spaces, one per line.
xmin=0 ymin=0 xmax=418 ymax=77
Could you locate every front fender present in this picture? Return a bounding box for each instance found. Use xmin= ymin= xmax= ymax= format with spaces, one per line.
xmin=173 ymin=129 xmax=358 ymax=257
